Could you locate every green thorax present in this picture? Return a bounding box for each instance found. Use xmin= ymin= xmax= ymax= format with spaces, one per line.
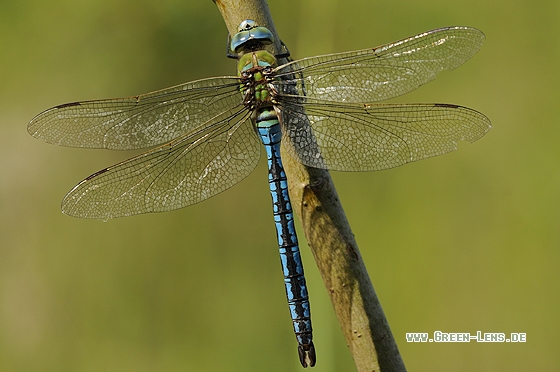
xmin=237 ymin=50 xmax=277 ymax=104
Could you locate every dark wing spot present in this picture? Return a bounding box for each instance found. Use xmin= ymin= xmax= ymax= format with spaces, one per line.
xmin=434 ymin=103 xmax=460 ymax=109
xmin=85 ymin=168 xmax=109 ymax=180
xmin=56 ymin=101 xmax=82 ymax=109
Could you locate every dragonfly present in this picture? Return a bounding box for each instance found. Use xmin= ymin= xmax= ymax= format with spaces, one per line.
xmin=28 ymin=20 xmax=491 ymax=367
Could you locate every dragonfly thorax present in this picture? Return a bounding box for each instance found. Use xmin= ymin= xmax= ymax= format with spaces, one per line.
xmin=238 ymin=51 xmax=278 ymax=109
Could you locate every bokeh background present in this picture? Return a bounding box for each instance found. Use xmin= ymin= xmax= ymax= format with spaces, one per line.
xmin=1 ymin=0 xmax=558 ymax=371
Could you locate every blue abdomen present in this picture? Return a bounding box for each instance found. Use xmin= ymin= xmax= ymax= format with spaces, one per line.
xmin=256 ymin=106 xmax=315 ymax=366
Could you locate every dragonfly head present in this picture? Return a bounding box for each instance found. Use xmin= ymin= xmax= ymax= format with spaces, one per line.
xmin=230 ymin=20 xmax=274 ymax=54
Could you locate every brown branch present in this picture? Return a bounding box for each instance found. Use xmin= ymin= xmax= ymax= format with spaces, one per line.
xmin=214 ymin=0 xmax=406 ymax=370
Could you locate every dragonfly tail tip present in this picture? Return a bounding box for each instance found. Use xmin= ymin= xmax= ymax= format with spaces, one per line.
xmin=298 ymin=341 xmax=316 ymax=368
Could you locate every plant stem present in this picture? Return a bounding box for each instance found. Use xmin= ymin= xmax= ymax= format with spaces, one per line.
xmin=214 ymin=1 xmax=406 ymax=370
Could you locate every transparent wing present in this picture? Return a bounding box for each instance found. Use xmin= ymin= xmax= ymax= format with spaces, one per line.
xmin=61 ymin=107 xmax=258 ymax=220
xmin=278 ymin=97 xmax=491 ymax=171
xmin=274 ymin=27 xmax=484 ymax=103
xmin=28 ymin=76 xmax=242 ymax=150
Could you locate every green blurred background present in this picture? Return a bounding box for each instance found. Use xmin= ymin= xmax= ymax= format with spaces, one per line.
xmin=1 ymin=0 xmax=558 ymax=370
